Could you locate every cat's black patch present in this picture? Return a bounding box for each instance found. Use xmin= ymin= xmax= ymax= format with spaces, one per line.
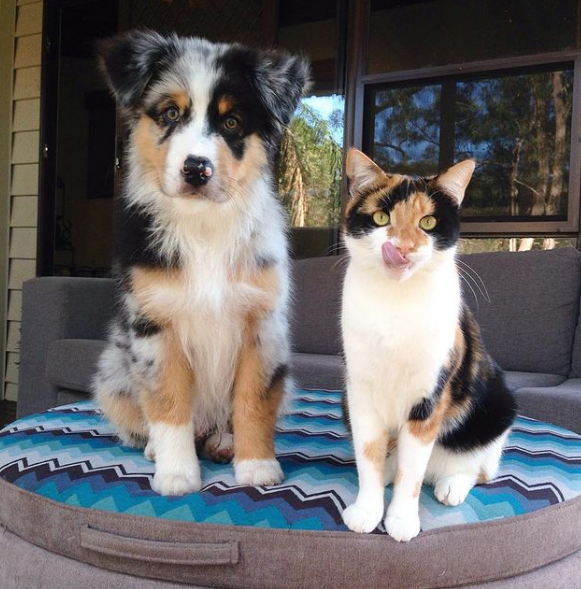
xmin=427 ymin=189 xmax=461 ymax=250
xmin=409 ymin=396 xmax=434 ymax=421
xmin=439 ymin=307 xmax=517 ymax=451
xmin=439 ymin=364 xmax=517 ymax=452
xmin=341 ymin=392 xmax=352 ymax=436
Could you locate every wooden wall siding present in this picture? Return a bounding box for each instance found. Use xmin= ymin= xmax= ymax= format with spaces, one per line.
xmin=6 ymin=322 xmax=20 ymax=354
xmin=10 ymin=196 xmax=37 ymax=227
xmin=12 ymin=130 xmax=39 ymax=164
xmin=13 ymin=99 xmax=40 ymax=131
xmin=10 ymin=163 xmax=39 ymax=195
xmin=13 ymin=67 xmax=41 ymax=100
xmin=15 ymin=3 xmax=42 ymax=36
xmin=8 ymin=259 xmax=36 ymax=290
xmin=4 ymin=384 xmax=18 ymax=403
xmin=9 ymin=228 xmax=37 ymax=259
xmin=14 ymin=34 xmax=41 ymax=68
xmin=7 ymin=291 xmax=22 ymax=321
xmin=6 ymin=353 xmax=19 ymax=384
xmin=3 ymin=0 xmax=43 ymax=403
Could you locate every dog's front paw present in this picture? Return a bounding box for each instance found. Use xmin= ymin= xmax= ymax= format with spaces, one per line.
xmin=152 ymin=465 xmax=202 ymax=496
xmin=384 ymin=510 xmax=421 ymax=542
xmin=235 ymin=459 xmax=283 ymax=486
xmin=343 ymin=502 xmax=383 ymax=533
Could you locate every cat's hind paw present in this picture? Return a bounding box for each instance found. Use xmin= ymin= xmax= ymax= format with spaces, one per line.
xmin=343 ymin=502 xmax=383 ymax=534
xmin=434 ymin=474 xmax=474 ymax=506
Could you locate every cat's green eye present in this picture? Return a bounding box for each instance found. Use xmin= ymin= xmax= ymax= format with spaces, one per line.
xmin=373 ymin=211 xmax=390 ymax=226
xmin=419 ymin=215 xmax=437 ymax=231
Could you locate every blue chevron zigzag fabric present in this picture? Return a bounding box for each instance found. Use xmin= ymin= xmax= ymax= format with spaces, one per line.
xmin=1 ymin=389 xmax=580 ymax=533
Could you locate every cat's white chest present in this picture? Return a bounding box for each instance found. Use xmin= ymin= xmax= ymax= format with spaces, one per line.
xmin=342 ymin=260 xmax=460 ymax=429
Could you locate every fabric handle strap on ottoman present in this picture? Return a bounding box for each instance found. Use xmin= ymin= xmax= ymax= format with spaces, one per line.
xmin=80 ymin=526 xmax=240 ymax=566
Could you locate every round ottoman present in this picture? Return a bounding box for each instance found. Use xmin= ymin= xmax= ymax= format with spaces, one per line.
xmin=1 ymin=388 xmax=580 ymax=589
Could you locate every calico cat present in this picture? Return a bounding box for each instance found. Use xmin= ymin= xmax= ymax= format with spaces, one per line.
xmin=341 ymin=149 xmax=517 ymax=542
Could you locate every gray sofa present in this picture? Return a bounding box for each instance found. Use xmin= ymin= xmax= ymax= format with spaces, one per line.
xmin=18 ymin=247 xmax=581 ymax=435
xmin=4 ymin=247 xmax=581 ymax=589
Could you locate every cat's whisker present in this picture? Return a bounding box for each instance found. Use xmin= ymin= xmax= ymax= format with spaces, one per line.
xmin=459 ymin=273 xmax=480 ymax=311
xmin=457 ymin=260 xmax=490 ymax=302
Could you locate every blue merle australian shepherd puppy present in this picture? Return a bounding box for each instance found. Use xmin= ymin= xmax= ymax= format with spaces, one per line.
xmin=93 ymin=31 xmax=309 ymax=496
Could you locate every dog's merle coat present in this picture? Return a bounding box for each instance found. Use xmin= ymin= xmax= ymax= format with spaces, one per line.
xmin=93 ymin=31 xmax=309 ymax=496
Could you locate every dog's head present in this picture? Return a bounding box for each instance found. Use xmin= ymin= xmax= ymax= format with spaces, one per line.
xmin=98 ymin=31 xmax=310 ymax=203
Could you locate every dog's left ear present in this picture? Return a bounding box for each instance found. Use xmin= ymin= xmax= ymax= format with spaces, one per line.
xmin=253 ymin=50 xmax=311 ymax=131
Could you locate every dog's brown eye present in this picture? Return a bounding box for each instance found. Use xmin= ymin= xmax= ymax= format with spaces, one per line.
xmin=224 ymin=116 xmax=240 ymax=131
xmin=164 ymin=106 xmax=180 ymax=123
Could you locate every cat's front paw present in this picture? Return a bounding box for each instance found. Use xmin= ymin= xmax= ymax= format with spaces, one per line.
xmin=152 ymin=465 xmax=202 ymax=496
xmin=384 ymin=510 xmax=421 ymax=542
xmin=343 ymin=502 xmax=383 ymax=533
xmin=235 ymin=459 xmax=284 ymax=486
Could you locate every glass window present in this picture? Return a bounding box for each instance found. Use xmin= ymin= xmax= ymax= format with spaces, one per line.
xmin=275 ymin=0 xmax=346 ymax=257
xmin=368 ymin=0 xmax=578 ymax=75
xmin=365 ymin=65 xmax=575 ymax=224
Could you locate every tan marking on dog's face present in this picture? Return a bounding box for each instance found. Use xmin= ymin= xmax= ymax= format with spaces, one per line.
xmin=130 ymin=266 xmax=185 ymax=325
xmin=363 ymin=432 xmax=389 ymax=478
xmin=155 ymin=90 xmax=190 ymax=118
xmin=218 ymin=95 xmax=235 ymax=115
xmin=133 ymin=115 xmax=171 ymax=188
xmin=385 ymin=192 xmax=435 ymax=253
xmin=142 ymin=325 xmax=195 ymax=425
xmin=215 ymin=132 xmax=268 ymax=197
xmin=232 ymin=317 xmax=283 ymax=463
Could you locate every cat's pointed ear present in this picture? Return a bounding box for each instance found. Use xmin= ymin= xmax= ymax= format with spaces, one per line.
xmin=434 ymin=159 xmax=476 ymax=205
xmin=345 ymin=149 xmax=386 ymax=196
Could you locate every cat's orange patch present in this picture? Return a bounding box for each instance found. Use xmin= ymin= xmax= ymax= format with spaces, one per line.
xmin=364 ymin=432 xmax=389 ymax=478
xmin=386 ymin=192 xmax=435 ymax=253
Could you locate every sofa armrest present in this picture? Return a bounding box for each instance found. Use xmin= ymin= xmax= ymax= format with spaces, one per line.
xmin=18 ymin=277 xmax=116 ymax=418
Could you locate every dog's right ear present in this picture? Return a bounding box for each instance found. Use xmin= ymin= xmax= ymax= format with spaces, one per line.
xmin=97 ymin=30 xmax=178 ymax=110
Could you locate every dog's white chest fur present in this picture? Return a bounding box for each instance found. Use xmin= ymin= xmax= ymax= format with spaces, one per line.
xmin=342 ymin=256 xmax=460 ymax=430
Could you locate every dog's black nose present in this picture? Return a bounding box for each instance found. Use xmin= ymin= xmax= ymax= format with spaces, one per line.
xmin=182 ymin=156 xmax=214 ymax=186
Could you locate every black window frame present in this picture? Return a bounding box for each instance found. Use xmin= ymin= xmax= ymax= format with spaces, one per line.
xmin=343 ymin=0 xmax=581 ymax=238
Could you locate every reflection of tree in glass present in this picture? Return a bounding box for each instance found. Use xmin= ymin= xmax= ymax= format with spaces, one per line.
xmin=371 ymin=70 xmax=573 ymax=219
xmin=373 ymin=85 xmax=441 ymax=175
xmin=457 ymin=71 xmax=573 ymax=218
xmin=277 ymin=103 xmax=343 ymax=227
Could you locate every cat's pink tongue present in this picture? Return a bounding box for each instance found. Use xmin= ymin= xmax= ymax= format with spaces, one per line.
xmin=382 ymin=241 xmax=409 ymax=268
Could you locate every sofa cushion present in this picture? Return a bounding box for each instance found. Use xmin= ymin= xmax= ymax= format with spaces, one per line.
xmin=2 ymin=391 xmax=581 ymax=589
xmin=290 ymin=256 xmax=346 ymax=355
xmin=291 ymin=353 xmax=344 ymax=390
xmin=514 ymin=379 xmax=581 ymax=434
xmin=459 ymin=248 xmax=581 ymax=376
xmin=504 ymin=371 xmax=565 ymax=392
xmin=46 ymin=339 xmax=105 ymax=394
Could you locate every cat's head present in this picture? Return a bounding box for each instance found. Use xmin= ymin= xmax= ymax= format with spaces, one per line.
xmin=343 ymin=149 xmax=475 ymax=282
